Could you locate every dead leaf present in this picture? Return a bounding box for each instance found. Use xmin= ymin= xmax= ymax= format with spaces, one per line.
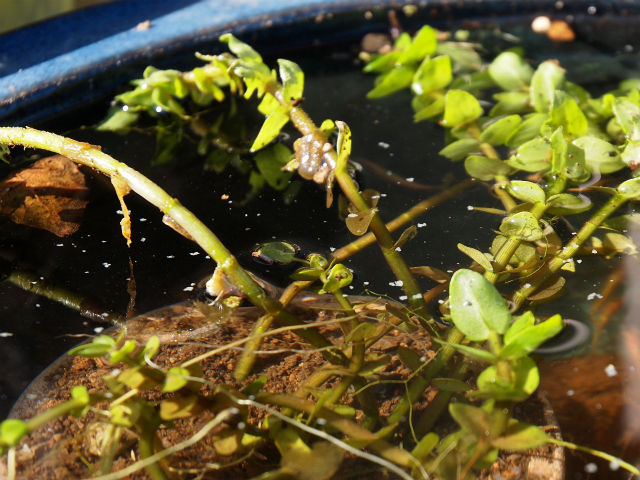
xmin=0 ymin=155 xmax=88 ymax=236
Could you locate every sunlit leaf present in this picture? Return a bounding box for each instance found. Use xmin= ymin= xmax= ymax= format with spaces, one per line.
xmin=488 ymin=51 xmax=533 ymax=91
xmin=457 ymin=243 xmax=493 ymax=272
xmin=412 ymin=55 xmax=452 ymax=95
xmin=345 ymin=208 xmax=377 ymax=236
xmin=411 ymin=432 xmax=439 ymax=463
xmin=367 ymin=65 xmax=415 ymax=98
xmin=281 ymin=440 xmax=344 ymax=480
xmin=252 ymin=241 xmax=299 ymax=265
xmin=506 ymin=113 xmax=548 ymax=147
xmin=549 ymin=91 xmax=588 ymax=139
xmin=474 ymin=356 xmax=539 ymax=401
xmin=278 ymin=59 xmax=304 ymax=102
xmin=530 ymin=60 xmax=565 ymax=113
xmin=255 ymin=143 xmax=294 ymax=190
xmin=464 ymin=155 xmax=513 ymax=181
xmin=613 ymin=98 xmax=640 ymax=135
xmin=439 ymin=138 xmax=480 ymax=161
xmin=398 ymin=25 xmax=438 ymax=64
xmin=413 ymin=95 xmax=445 ymax=121
xmin=508 ymin=180 xmax=545 ymax=204
xmin=442 ymin=89 xmax=483 ymax=127
xmin=432 ymin=337 xmax=497 ymax=363
xmin=160 ymin=394 xmax=202 ymax=420
xmin=69 ymin=335 xmax=116 ymax=358
xmin=449 ymin=403 xmax=490 ymax=438
xmin=618 ymin=178 xmax=640 ymax=199
xmin=490 ymin=91 xmax=531 ymax=116
xmin=163 ymin=367 xmax=191 ymax=393
xmin=97 ymin=107 xmax=140 ymax=133
xmin=546 ymin=193 xmax=592 ymax=215
xmin=507 ymin=137 xmax=551 ymax=172
xmin=449 ymin=269 xmax=511 ymax=341
xmin=491 ymin=420 xmax=549 ymax=450
xmin=500 ymin=314 xmax=563 ymax=359
xmin=0 ymin=419 xmax=28 ymax=447
xmin=320 ymin=264 xmax=353 ymax=293
xmin=527 ymin=276 xmax=566 ymax=302
xmin=504 ymin=311 xmax=536 ymax=345
xmin=499 ymin=211 xmax=543 ymax=241
xmin=573 ymin=135 xmax=624 ymax=174
xmin=480 ymin=115 xmax=522 ymax=145
xmin=251 ymin=106 xmax=290 ymax=151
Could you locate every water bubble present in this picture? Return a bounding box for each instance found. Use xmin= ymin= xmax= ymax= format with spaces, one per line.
xmin=587 ymin=5 xmax=596 ymax=14
xmin=584 ymin=462 xmax=598 ymax=473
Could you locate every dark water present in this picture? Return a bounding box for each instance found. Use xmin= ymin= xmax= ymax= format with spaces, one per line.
xmin=2 ymin=6 xmax=640 ymax=479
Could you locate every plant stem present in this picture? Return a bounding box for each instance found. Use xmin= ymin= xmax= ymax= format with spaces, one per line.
xmin=511 ymin=192 xmax=628 ymax=309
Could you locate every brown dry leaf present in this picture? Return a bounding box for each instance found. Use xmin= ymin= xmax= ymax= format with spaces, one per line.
xmin=547 ymin=20 xmax=575 ymax=42
xmin=0 ymin=155 xmax=88 ymax=237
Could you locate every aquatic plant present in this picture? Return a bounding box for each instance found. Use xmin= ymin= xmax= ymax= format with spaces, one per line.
xmin=1 ymin=24 xmax=639 ymax=480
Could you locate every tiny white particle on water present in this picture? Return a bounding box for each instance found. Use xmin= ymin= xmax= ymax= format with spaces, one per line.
xmin=245 ymin=227 xmax=251 ymax=231
xmin=395 ymin=247 xmax=402 ymax=252
xmin=412 ymin=293 xmax=422 ymax=299
xmin=417 ymin=223 xmax=426 ymax=228
xmin=167 ymin=255 xmax=175 ymax=259
xmin=347 ymin=213 xmax=358 ymax=218
xmin=122 ymin=105 xmax=129 ymax=112
xmin=585 ymin=462 xmax=597 ymax=473
xmin=84 ymin=271 xmax=90 ymax=274
xmin=102 ymin=262 xmax=111 ymax=268
xmin=406 ymin=177 xmax=414 ymax=182
xmin=523 ymin=283 xmax=531 ymax=289
xmin=101 ymin=240 xmax=107 ymax=243
xmin=587 ymin=292 xmax=603 ymax=301
xmin=139 ymin=218 xmax=147 ymax=222
xmin=237 ymin=422 xmax=246 ymax=430
xmin=155 ymin=106 xmax=163 ymax=113
xmin=592 ymin=249 xmax=598 ymax=254
xmin=56 ymin=243 xmax=63 ymax=247
xmin=35 ymin=303 xmax=40 ymax=308
xmin=141 ymin=237 xmax=146 ymax=242
xmin=378 ymin=141 xmax=390 ymax=149
xmin=576 ymin=259 xmax=582 ymax=263
xmin=438 ymin=299 xmax=444 ymax=304
xmin=329 ymin=247 xmax=336 ymax=252
xmin=389 ymin=280 xmax=403 ymax=287
xmin=317 ymin=418 xmax=327 ymax=425
xmin=380 ymin=193 xmax=387 ymax=197
xmin=183 ymin=286 xmax=194 ymax=291
xmin=419 ymin=356 xmax=427 ymax=362
xmin=116 ymin=209 xmax=122 ymax=214
xmin=363 ymin=281 xmax=369 ymax=286
xmin=567 ymin=389 xmax=574 ymax=396
xmin=189 ymin=252 xmax=200 ymax=256
xmin=94 ymin=327 xmax=104 ymax=334
xmin=609 ymin=459 xmax=620 ymax=471
xmin=81 ymin=249 xmax=86 ymax=253
xmin=587 ymin=5 xmax=596 ymax=14
xmin=446 ymin=270 xmax=453 ymax=273
xmin=467 ymin=205 xmax=474 ymax=211
xmin=605 ymin=364 xmax=618 ymax=377
xmin=0 ymin=332 xmax=13 ymax=337
xmin=399 ymin=295 xmax=408 ymax=300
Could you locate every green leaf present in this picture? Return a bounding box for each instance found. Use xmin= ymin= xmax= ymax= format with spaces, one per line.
xmin=549 ymin=91 xmax=588 ymax=138
xmin=432 ymin=377 xmax=472 ymax=392
xmin=621 ymin=139 xmax=640 ymax=169
xmin=251 ymin=106 xmax=290 ymax=152
xmin=320 ymin=264 xmax=353 ymax=293
xmin=491 ymin=421 xmax=549 ymax=450
xmin=412 ymin=55 xmax=452 ymax=95
xmin=500 ymin=314 xmax=563 ymax=359
xmin=507 ymin=137 xmax=551 ymax=172
xmin=488 ymin=51 xmax=533 ymax=91
xmin=280 ymin=440 xmax=344 ymax=480
xmin=457 ymin=243 xmax=493 ymax=272
xmin=449 ymin=269 xmax=511 ymax=341
xmin=255 ymin=144 xmax=294 ymax=190
xmin=530 ymin=60 xmax=565 ymax=113
xmin=0 ymin=419 xmax=28 ymax=447
xmin=436 ymin=41 xmax=483 ymax=71
xmin=499 ymin=212 xmax=543 ymax=241
xmin=70 ymin=385 xmax=91 ymax=417
xmin=363 ymin=50 xmax=402 ymax=74
xmin=507 ymin=180 xmax=546 ymax=204
xmin=143 ymin=336 xmax=160 ymax=360
xmin=163 ymin=367 xmax=190 ymax=393
xmin=411 ymin=432 xmax=440 ymax=463
xmin=449 ymin=403 xmax=491 ymax=438
xmin=278 ymin=59 xmax=304 ymax=102
xmin=367 ymin=65 xmax=415 ymax=98
xmin=253 ymin=241 xmax=298 ymax=265
xmin=345 ymin=208 xmax=376 ymax=236
xmin=109 ymin=339 xmax=137 ymax=363
xmin=546 ymin=193 xmax=592 ymax=215
xmin=464 ymin=155 xmax=513 ymax=181
xmin=97 ymin=107 xmax=140 ymax=133
xmin=618 ymin=178 xmax=640 ymax=199
xmin=220 ymin=33 xmax=263 ymax=64
xmin=474 ymin=356 xmax=539 ymax=401
xmin=504 ymin=311 xmax=535 ymax=345
xmin=439 ymin=138 xmax=480 ymax=161
xmin=613 ymin=98 xmax=640 ymax=135
xmin=480 ymin=115 xmax=522 ymax=145
xmin=573 ymin=136 xmax=624 ymax=174
xmin=413 ymin=95 xmax=445 ymax=121
xmin=442 ymin=90 xmax=483 ymax=127
xmin=506 ymin=113 xmax=548 ymax=147
xmin=490 ymin=91 xmax=531 ymax=116
xmin=432 ymin=338 xmax=497 ymax=363
xmin=398 ymin=25 xmax=438 ymax=64
xmin=68 ymin=334 xmax=116 ymax=358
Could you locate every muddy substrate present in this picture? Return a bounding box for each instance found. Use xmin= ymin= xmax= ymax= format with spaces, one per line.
xmin=3 ymin=298 xmax=564 ymax=479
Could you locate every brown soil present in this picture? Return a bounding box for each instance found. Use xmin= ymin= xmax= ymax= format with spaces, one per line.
xmin=2 ymin=296 xmax=564 ymax=479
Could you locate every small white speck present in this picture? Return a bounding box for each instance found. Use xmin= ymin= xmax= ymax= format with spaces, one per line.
xmin=395 ymin=247 xmax=402 ymax=252
xmin=592 ymin=249 xmax=598 ymax=254
xmin=141 ymin=237 xmax=146 ymax=242
xmin=56 ymin=243 xmax=64 ymax=247
xmin=81 ymin=249 xmax=86 ymax=253
xmin=245 ymin=227 xmax=251 ymax=231
xmin=378 ymin=141 xmax=390 ymax=149
xmin=35 ymin=303 xmax=40 ymax=308
xmin=380 ymin=193 xmax=387 ymax=197
xmin=101 ymin=240 xmax=107 ymax=244
xmin=605 ymin=364 xmax=618 ymax=377
xmin=576 ymin=259 xmax=582 ymax=263
xmin=610 ymin=459 xmax=620 ymax=471
xmin=419 ymin=356 xmax=427 ymax=362
xmin=406 ymin=177 xmax=414 ymax=182
xmin=412 ymin=293 xmax=423 ymax=299
xmin=102 ymin=262 xmax=111 ymax=268
xmin=567 ymin=389 xmax=574 ymax=396
xmin=587 ymin=5 xmax=596 ymax=14
xmin=84 ymin=271 xmax=90 ymax=274
xmin=94 ymin=327 xmax=104 ymax=334
xmin=0 ymin=332 xmax=13 ymax=338
xmin=399 ymin=295 xmax=408 ymax=301
xmin=347 ymin=213 xmax=358 ymax=218
xmin=417 ymin=223 xmax=426 ymax=228
xmin=183 ymin=286 xmax=194 ymax=291
xmin=167 ymin=255 xmax=175 ymax=259
xmin=389 ymin=280 xmax=403 ymax=287
xmin=329 ymin=247 xmax=336 ymax=252
xmin=587 ymin=292 xmax=603 ymax=301
xmin=363 ymin=281 xmax=369 ymax=286
xmin=317 ymin=418 xmax=327 ymax=425
xmin=438 ymin=299 xmax=444 ymax=304
xmin=155 ymin=106 xmax=163 ymax=113
xmin=523 ymin=283 xmax=531 ymax=289
xmin=139 ymin=218 xmax=147 ymax=222
xmin=189 ymin=252 xmax=200 ymax=256
xmin=116 ymin=209 xmax=123 ymax=214
xmin=584 ymin=462 xmax=597 ymax=473
xmin=467 ymin=205 xmax=474 ymax=211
